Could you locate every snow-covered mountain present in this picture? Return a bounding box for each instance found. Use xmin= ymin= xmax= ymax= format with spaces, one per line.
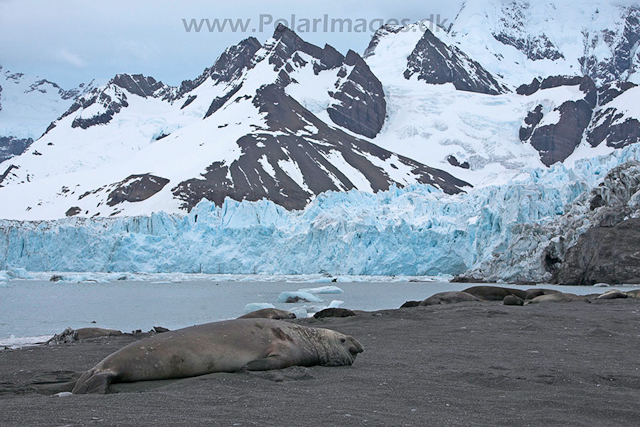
xmin=2 ymin=0 xmax=640 ymax=282
xmin=447 ymin=0 xmax=640 ymax=87
xmin=0 ymin=65 xmax=97 ymax=162
xmin=0 ymin=25 xmax=469 ymax=219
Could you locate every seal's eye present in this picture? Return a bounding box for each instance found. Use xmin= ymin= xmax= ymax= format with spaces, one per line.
xmin=340 ymin=338 xmax=346 ymax=343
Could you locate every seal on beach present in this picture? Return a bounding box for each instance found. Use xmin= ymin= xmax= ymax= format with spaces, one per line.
xmin=626 ymin=289 xmax=640 ymax=298
xmin=72 ymin=319 xmax=363 ymax=394
xmin=503 ymin=295 xmax=524 ymax=306
xmin=238 ymin=308 xmax=296 ymax=319
xmin=524 ymin=289 xmax=560 ymax=300
xmin=462 ymin=286 xmax=528 ymax=301
xmin=525 ymin=293 xmax=591 ymax=304
xmin=420 ymin=291 xmax=481 ymax=306
xmin=596 ymin=290 xmax=628 ymax=300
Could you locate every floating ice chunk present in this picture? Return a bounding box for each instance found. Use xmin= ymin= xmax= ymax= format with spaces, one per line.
xmin=593 ymin=283 xmax=610 ymax=288
xmin=290 ymin=307 xmax=309 ymax=319
xmin=328 ymin=300 xmax=344 ymax=308
xmin=298 ymin=286 xmax=344 ymax=294
xmin=295 ymin=277 xmax=336 ymax=284
xmin=243 ymin=303 xmax=276 ymax=314
xmin=52 ymin=392 xmax=73 ymax=398
xmin=0 ymin=271 xmax=8 ymax=283
xmin=278 ymin=291 xmax=324 ymax=303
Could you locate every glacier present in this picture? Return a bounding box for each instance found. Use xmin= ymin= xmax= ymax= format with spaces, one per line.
xmin=1 ymin=144 xmax=639 ymax=278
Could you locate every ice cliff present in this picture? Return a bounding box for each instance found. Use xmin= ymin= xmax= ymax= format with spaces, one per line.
xmin=2 ymin=145 xmax=638 ymax=278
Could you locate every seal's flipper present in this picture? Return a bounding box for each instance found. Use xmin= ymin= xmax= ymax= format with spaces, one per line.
xmin=243 ymin=355 xmax=292 ymax=371
xmin=72 ymin=369 xmax=115 ymax=394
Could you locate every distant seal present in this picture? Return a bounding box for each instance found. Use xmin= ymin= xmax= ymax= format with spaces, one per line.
xmin=625 ymin=289 xmax=640 ymax=298
xmin=400 ymin=301 xmax=421 ymax=308
xmin=72 ymin=319 xmax=363 ymax=394
xmin=47 ymin=327 xmax=122 ymax=344
xmin=420 ymin=291 xmax=481 ymax=306
xmin=596 ymin=290 xmax=628 ymax=300
xmin=76 ymin=328 xmax=123 ymax=340
xmin=463 ymin=286 xmax=528 ymax=301
xmin=314 ymin=308 xmax=356 ymax=319
xmin=503 ymin=295 xmax=524 ymax=306
xmin=524 ymin=289 xmax=560 ymax=300
xmin=525 ymin=293 xmax=591 ymax=304
xmin=238 ymin=308 xmax=296 ymax=320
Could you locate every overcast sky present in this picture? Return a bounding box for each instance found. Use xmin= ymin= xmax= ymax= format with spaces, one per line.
xmin=0 ymin=0 xmax=464 ymax=88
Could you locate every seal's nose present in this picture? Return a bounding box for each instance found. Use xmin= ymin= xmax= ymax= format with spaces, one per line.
xmin=349 ymin=339 xmax=364 ymax=355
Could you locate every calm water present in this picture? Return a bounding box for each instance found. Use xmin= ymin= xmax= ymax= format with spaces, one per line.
xmin=0 ymin=279 xmax=617 ymax=344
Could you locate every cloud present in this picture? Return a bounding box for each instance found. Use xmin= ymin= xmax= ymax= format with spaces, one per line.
xmin=56 ymin=48 xmax=87 ymax=68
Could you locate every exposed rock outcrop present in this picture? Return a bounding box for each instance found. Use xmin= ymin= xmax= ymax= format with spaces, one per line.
xmin=404 ymin=29 xmax=508 ymax=95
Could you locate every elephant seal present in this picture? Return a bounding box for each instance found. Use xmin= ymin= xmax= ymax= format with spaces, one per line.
xmin=503 ymin=295 xmax=524 ymax=306
xmin=626 ymin=289 xmax=640 ymax=298
xmin=238 ymin=308 xmax=296 ymax=320
xmin=400 ymin=301 xmax=421 ymax=308
xmin=463 ymin=286 xmax=528 ymax=301
xmin=596 ymin=290 xmax=628 ymax=300
xmin=72 ymin=319 xmax=363 ymax=394
xmin=525 ymin=293 xmax=591 ymax=304
xmin=524 ymin=289 xmax=560 ymax=300
xmin=420 ymin=291 xmax=481 ymax=306
xmin=314 ymin=308 xmax=356 ymax=319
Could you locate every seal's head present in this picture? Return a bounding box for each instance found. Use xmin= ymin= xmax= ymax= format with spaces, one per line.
xmin=316 ymin=330 xmax=364 ymax=366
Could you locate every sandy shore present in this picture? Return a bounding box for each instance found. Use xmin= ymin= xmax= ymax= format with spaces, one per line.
xmin=1 ymin=299 xmax=640 ymax=426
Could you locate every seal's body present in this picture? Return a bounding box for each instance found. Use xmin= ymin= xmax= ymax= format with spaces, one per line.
xmin=72 ymin=319 xmax=363 ymax=394
xmin=238 ymin=308 xmax=296 ymax=319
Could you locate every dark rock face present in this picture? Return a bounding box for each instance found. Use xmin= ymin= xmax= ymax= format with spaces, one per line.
xmin=555 ymin=218 xmax=640 ymax=285
xmin=204 ymin=83 xmax=243 ymax=119
xmin=268 ymin=25 xmax=386 ymax=138
xmin=172 ymin=84 xmax=470 ymax=211
xmin=170 ymin=37 xmax=262 ymax=101
xmin=597 ymin=81 xmax=637 ymax=106
xmin=327 ymin=50 xmax=386 ymax=138
xmin=65 ymin=206 xmax=81 ymax=217
xmin=587 ymin=83 xmax=640 ymax=149
xmin=580 ymin=6 xmax=640 ymax=84
xmin=446 ymin=155 xmax=470 ymax=169
xmin=528 ymin=100 xmax=594 ymax=166
xmin=494 ymin=32 xmax=564 ymax=62
xmin=70 ymin=87 xmax=129 ymax=129
xmin=363 ymin=25 xmax=403 ymax=59
xmin=111 ymin=74 xmax=169 ymax=98
xmin=587 ymin=112 xmax=640 ymax=149
xmin=519 ymin=105 xmax=543 ymax=141
xmin=0 ymin=164 xmax=19 ymax=187
xmin=404 ymin=29 xmax=507 ymax=95
xmin=0 ymin=136 xmax=34 ymax=163
xmin=549 ymin=162 xmax=640 ymax=284
xmin=106 ymin=174 xmax=170 ymax=207
xmin=519 ymin=76 xmax=597 ymax=166
xmin=48 ymin=74 xmax=171 ymax=132
xmin=492 ymin=2 xmax=564 ymax=62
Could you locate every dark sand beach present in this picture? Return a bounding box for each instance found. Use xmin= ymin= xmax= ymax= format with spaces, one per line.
xmin=2 ymin=299 xmax=640 ymax=426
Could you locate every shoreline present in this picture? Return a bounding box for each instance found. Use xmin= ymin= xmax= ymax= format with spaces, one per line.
xmin=2 ymin=299 xmax=640 ymax=426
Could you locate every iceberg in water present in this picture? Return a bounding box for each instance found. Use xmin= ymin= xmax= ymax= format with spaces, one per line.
xmin=243 ymin=303 xmax=276 ymax=314
xmin=298 ymin=286 xmax=344 ymax=294
xmin=277 ymin=291 xmax=324 ymax=303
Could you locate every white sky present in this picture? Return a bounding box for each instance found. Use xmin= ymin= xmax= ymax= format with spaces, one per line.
xmin=0 ymin=0 xmax=463 ymax=88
